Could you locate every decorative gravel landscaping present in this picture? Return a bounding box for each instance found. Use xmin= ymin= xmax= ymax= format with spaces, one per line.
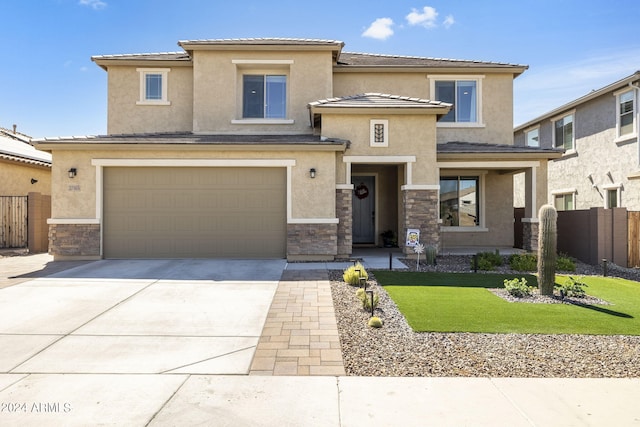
xmin=329 ymin=255 xmax=640 ymax=377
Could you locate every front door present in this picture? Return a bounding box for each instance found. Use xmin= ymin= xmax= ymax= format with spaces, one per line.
xmin=352 ymin=176 xmax=375 ymax=244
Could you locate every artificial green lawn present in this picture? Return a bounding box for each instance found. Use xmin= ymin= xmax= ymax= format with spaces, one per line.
xmin=374 ymin=271 xmax=640 ymax=335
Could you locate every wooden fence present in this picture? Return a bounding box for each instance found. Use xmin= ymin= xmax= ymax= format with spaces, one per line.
xmin=630 ymin=211 xmax=640 ymax=268
xmin=0 ymin=196 xmax=28 ymax=248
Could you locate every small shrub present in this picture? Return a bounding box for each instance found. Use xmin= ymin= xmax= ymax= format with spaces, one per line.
xmin=555 ymin=276 xmax=587 ymax=298
xmin=356 ymin=288 xmax=379 ymax=310
xmin=503 ymin=277 xmax=533 ymax=297
xmin=472 ymin=251 xmax=503 ymax=271
xmin=557 ymin=254 xmax=576 ymax=272
xmin=343 ymin=262 xmax=368 ymax=285
xmin=508 ymin=253 xmax=537 ymax=272
xmin=425 ymin=245 xmax=437 ymax=266
xmin=368 ymin=316 xmax=383 ymax=328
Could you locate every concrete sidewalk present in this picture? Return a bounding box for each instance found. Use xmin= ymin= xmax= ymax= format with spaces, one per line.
xmin=1 ymin=254 xmax=639 ymax=426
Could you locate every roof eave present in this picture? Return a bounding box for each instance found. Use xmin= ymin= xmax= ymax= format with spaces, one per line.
xmin=437 ymin=150 xmax=564 ymax=161
xmin=334 ymin=64 xmax=528 ymax=77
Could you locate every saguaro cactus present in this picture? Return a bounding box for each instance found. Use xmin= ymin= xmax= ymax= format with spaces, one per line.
xmin=537 ymin=204 xmax=558 ymax=296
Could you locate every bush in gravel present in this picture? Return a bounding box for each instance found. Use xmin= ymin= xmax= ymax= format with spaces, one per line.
xmin=343 ymin=262 xmax=368 ymax=285
xmin=356 ymin=288 xmax=379 ymax=311
xmin=555 ymin=276 xmax=588 ymax=298
xmin=557 ymin=254 xmax=577 ymax=272
xmin=503 ymin=277 xmax=534 ymax=297
xmin=509 ymin=253 xmax=538 ymax=271
xmin=368 ymin=316 xmax=383 ymax=328
xmin=473 ymin=251 xmax=503 ymax=271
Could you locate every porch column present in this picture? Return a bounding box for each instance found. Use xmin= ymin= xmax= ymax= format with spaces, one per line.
xmin=401 ymin=186 xmax=439 ymax=256
xmin=522 ymin=166 xmax=539 ymax=251
xmin=336 ymin=185 xmax=353 ymax=257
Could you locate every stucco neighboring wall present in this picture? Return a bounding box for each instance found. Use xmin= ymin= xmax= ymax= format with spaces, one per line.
xmin=107 ymin=66 xmax=193 ymax=134
xmin=0 ymin=160 xmax=51 ymax=196
xmin=48 ymin=148 xmax=336 ymax=220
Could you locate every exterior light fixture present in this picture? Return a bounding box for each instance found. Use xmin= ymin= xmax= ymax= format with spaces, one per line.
xmin=68 ymin=168 xmax=77 ymax=178
xmin=30 ymin=178 xmax=38 ymax=184
xmin=310 ymin=168 xmax=316 ymax=179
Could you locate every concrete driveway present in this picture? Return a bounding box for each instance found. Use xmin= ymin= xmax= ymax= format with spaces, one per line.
xmin=0 ymin=259 xmax=286 ymax=375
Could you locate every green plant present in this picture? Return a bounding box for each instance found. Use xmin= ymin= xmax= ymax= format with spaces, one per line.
xmin=503 ymin=277 xmax=534 ymax=297
xmin=380 ymin=230 xmax=397 ymax=247
xmin=557 ymin=254 xmax=577 ymax=272
xmin=555 ymin=276 xmax=588 ymax=298
xmin=537 ymin=204 xmax=558 ymax=296
xmin=508 ymin=253 xmax=538 ymax=271
xmin=472 ymin=251 xmax=503 ymax=271
xmin=425 ymin=245 xmax=437 ymax=266
xmin=368 ymin=316 xmax=383 ymax=328
xmin=343 ymin=262 xmax=368 ymax=285
xmin=356 ymin=288 xmax=379 ymax=310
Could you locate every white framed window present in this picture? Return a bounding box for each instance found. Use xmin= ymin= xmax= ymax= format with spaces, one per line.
xmin=552 ymin=189 xmax=575 ymax=211
xmin=136 ymin=68 xmax=170 ymax=105
xmin=552 ymin=113 xmax=574 ymax=152
xmin=242 ymin=74 xmax=287 ymax=119
xmin=429 ymin=75 xmax=484 ymax=127
xmin=370 ymin=120 xmax=389 ymax=147
xmin=440 ymin=176 xmax=481 ymax=227
xmin=615 ymin=89 xmax=636 ymax=140
xmin=525 ymin=127 xmax=540 ymax=147
xmin=603 ymin=184 xmax=622 ymax=208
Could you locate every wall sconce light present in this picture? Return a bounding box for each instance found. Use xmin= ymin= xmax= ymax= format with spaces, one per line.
xmin=310 ymin=168 xmax=316 ymax=179
xmin=68 ymin=168 xmax=77 ymax=178
xmin=30 ymin=178 xmax=38 ymax=184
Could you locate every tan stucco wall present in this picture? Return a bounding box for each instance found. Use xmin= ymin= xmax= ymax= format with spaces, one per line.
xmin=0 ymin=160 xmax=51 ymax=196
xmin=192 ymin=51 xmax=333 ymax=134
xmin=49 ymin=148 xmax=335 ymax=220
xmin=321 ymin=114 xmax=439 ymax=184
xmin=107 ymin=66 xmax=193 ymax=134
xmin=513 ymin=162 xmax=549 ymax=214
xmin=335 ymin=72 xmax=515 ymax=146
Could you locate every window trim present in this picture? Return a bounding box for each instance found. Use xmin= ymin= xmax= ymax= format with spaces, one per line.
xmin=136 ymin=68 xmax=170 ymax=106
xmin=603 ymin=183 xmax=622 ymax=209
xmin=551 ymin=111 xmax=576 ymax=154
xmin=429 ymin=75 xmax=485 ymax=128
xmin=234 ymin=61 xmax=292 ymax=124
xmin=524 ymin=125 xmax=540 ymax=147
xmin=370 ymin=119 xmax=389 ymax=147
xmin=614 ymin=88 xmax=637 ymax=142
xmin=551 ymin=188 xmax=576 ymax=211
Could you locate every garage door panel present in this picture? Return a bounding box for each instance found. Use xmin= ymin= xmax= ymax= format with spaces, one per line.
xmin=104 ymin=167 xmax=286 ymax=258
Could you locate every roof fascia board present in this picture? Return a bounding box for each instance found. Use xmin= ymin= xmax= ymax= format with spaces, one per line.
xmin=437 ymin=151 xmax=563 ymax=161
xmin=309 ymin=106 xmax=450 ymax=115
xmin=33 ymin=142 xmax=347 ymax=153
xmin=334 ymin=65 xmax=527 ymax=76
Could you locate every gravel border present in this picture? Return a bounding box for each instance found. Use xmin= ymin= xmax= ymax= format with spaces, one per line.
xmin=330 ymin=256 xmax=640 ymax=377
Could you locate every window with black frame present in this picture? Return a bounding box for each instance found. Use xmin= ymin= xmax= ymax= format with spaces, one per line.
xmin=440 ymin=176 xmax=479 ymax=226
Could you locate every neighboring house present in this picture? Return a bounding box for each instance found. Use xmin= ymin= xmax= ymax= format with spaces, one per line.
xmin=35 ymin=38 xmax=560 ymax=261
xmin=514 ymin=71 xmax=640 ymax=212
xmin=0 ymin=126 xmax=51 ymax=196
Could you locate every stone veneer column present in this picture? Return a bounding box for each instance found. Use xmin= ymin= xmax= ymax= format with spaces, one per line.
xmin=522 ymin=220 xmax=539 ymax=252
xmin=48 ymin=223 xmax=101 ymax=259
xmin=287 ymin=223 xmax=338 ymax=261
xmin=402 ymin=189 xmax=439 ymax=256
xmin=335 ymin=188 xmax=352 ymax=257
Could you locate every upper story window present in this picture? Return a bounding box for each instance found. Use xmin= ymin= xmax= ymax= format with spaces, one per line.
xmin=370 ymin=119 xmax=389 ymax=147
xmin=616 ymin=89 xmax=636 ymax=139
xmin=552 ymin=113 xmax=574 ymax=152
xmin=137 ymin=68 xmax=170 ymax=105
xmin=243 ymin=75 xmax=287 ymax=119
xmin=440 ymin=176 xmax=480 ymax=227
xmin=430 ymin=75 xmax=484 ymax=127
xmin=525 ymin=127 xmax=540 ymax=147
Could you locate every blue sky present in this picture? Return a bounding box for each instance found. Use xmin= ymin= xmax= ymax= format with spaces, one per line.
xmin=1 ymin=0 xmax=639 ymax=138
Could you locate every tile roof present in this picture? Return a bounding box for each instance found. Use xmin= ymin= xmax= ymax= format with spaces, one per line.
xmin=91 ymin=52 xmax=190 ymax=62
xmin=437 ymin=141 xmax=563 ymax=155
xmin=178 ymin=37 xmax=344 ymax=47
xmin=0 ymin=129 xmax=52 ymax=166
xmin=34 ymin=132 xmax=348 ymax=146
xmin=308 ymin=93 xmax=451 ymax=109
xmin=337 ymin=52 xmax=528 ymax=70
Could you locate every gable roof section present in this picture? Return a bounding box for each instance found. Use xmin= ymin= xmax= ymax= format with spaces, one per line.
xmin=0 ymin=128 xmax=51 ymax=167
xmin=92 ymin=52 xmax=191 ymax=70
xmin=308 ymin=93 xmax=451 ymax=114
xmin=515 ymin=70 xmax=640 ymax=131
xmin=336 ymin=52 xmax=528 ymax=76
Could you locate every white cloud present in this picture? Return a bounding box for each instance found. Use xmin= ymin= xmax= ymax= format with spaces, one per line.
xmin=79 ymin=0 xmax=107 ymax=10
xmin=443 ymin=14 xmax=455 ymax=29
xmin=406 ymin=6 xmax=438 ymax=28
xmin=362 ymin=18 xmax=394 ymax=40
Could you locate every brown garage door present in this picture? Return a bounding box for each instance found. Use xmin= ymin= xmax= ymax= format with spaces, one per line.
xmin=103 ymin=167 xmax=286 ymax=258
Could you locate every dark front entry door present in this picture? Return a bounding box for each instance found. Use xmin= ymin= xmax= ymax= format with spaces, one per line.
xmin=352 ymin=176 xmax=375 ymax=244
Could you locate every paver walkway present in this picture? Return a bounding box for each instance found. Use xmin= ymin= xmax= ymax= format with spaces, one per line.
xmin=250 ymin=269 xmax=345 ymax=376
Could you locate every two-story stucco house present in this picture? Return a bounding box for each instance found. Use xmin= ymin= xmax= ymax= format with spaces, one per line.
xmin=514 ymin=71 xmax=640 ymax=212
xmin=35 ymin=38 xmax=560 ymax=261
